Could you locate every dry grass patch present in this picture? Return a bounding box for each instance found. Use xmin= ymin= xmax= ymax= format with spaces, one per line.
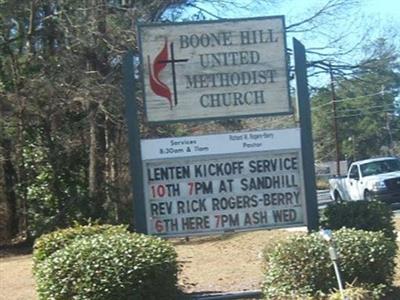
xmin=174 ymin=228 xmax=303 ymax=293
xmin=0 ymin=254 xmax=37 ymax=300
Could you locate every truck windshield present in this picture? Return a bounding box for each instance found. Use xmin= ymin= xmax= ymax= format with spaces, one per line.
xmin=360 ymin=159 xmax=400 ymax=177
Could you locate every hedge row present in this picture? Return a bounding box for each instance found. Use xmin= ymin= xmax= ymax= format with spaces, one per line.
xmin=33 ymin=225 xmax=178 ymax=300
xmin=33 ymin=224 xmax=129 ymax=265
xmin=320 ymin=200 xmax=396 ymax=241
xmin=262 ymin=228 xmax=397 ymax=299
xmin=262 ymin=200 xmax=398 ymax=299
xmin=33 ymin=201 xmax=397 ymax=299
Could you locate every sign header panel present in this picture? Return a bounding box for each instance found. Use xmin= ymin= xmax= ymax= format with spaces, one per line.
xmin=141 ymin=128 xmax=300 ymax=159
xmin=141 ymin=128 xmax=306 ymax=237
xmin=139 ymin=16 xmax=290 ymax=122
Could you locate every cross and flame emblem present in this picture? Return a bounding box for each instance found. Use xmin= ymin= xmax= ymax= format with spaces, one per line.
xmin=147 ymin=39 xmax=188 ymax=110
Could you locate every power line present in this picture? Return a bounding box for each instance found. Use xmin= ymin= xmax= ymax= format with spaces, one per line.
xmin=336 ymin=104 xmax=395 ymax=114
xmin=311 ymin=89 xmax=394 ymax=111
xmin=314 ymin=105 xmax=396 ymax=115
xmin=335 ymin=109 xmax=395 ymax=119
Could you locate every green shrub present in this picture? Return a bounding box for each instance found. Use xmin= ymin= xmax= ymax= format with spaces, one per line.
xmin=320 ymin=200 xmax=396 ymax=241
xmin=262 ymin=228 xmax=397 ymax=299
xmin=33 ymin=223 xmax=128 ymax=266
xmin=328 ymin=286 xmax=383 ymax=300
xmin=35 ymin=231 xmax=178 ymax=300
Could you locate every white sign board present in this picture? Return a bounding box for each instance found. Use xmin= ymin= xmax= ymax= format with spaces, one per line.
xmin=138 ymin=16 xmax=290 ymax=122
xmin=141 ymin=128 xmax=306 ymax=237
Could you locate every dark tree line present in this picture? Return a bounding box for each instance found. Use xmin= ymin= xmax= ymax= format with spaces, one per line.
xmin=0 ymin=0 xmax=191 ymax=242
xmin=311 ymin=39 xmax=400 ymax=164
xmin=1 ymin=0 xmax=398 ymax=242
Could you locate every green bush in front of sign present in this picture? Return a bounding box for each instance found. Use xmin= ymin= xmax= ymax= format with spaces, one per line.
xmin=34 ymin=229 xmax=178 ymax=300
xmin=33 ymin=223 xmax=129 ymax=266
xmin=320 ymin=200 xmax=396 ymax=242
xmin=261 ymin=228 xmax=396 ymax=299
xmin=328 ymin=286 xmax=383 ymax=300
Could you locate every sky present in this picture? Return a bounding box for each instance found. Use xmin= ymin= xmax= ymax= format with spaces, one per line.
xmin=172 ymin=0 xmax=399 ymax=87
xmin=171 ymin=0 xmax=400 ymax=61
xmin=220 ymin=0 xmax=400 ymax=25
xmin=161 ymin=0 xmax=399 ymax=91
xmin=189 ymin=0 xmax=400 ymax=22
xmin=363 ymin=0 xmax=400 ymax=18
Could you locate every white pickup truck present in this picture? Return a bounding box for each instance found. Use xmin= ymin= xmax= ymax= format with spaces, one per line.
xmin=329 ymin=157 xmax=400 ymax=203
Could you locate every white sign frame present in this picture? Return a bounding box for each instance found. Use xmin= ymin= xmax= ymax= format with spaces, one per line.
xmin=141 ymin=128 xmax=307 ymax=237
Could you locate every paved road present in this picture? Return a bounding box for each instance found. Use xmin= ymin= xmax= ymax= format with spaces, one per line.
xmin=317 ymin=189 xmax=400 ymax=213
xmin=317 ymin=190 xmax=333 ymax=209
xmin=317 ymin=190 xmax=332 ymax=203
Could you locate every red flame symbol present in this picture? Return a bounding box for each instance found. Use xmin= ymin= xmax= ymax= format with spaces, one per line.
xmin=148 ymin=39 xmax=172 ymax=109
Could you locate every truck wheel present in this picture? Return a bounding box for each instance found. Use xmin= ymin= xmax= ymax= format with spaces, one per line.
xmin=364 ymin=190 xmax=373 ymax=201
xmin=334 ymin=191 xmax=343 ymax=203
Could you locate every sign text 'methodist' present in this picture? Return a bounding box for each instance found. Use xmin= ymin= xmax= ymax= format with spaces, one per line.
xmin=179 ymin=29 xmax=279 ymax=109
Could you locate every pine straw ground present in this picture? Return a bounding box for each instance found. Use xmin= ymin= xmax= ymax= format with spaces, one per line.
xmin=1 ymin=218 xmax=399 ymax=300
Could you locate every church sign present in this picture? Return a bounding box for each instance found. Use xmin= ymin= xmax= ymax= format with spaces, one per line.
xmin=138 ymin=16 xmax=290 ymax=122
xmin=141 ymin=128 xmax=306 ymax=236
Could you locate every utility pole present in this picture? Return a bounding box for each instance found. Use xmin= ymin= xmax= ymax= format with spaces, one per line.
xmin=386 ymin=112 xmax=393 ymax=153
xmin=329 ymin=63 xmax=341 ymax=176
xmin=381 ymin=87 xmax=394 ymax=154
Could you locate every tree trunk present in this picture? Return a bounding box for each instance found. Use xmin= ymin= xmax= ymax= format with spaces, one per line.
xmin=104 ymin=115 xmax=120 ymax=221
xmin=88 ymin=102 xmax=98 ymax=200
xmin=43 ymin=119 xmax=67 ymax=227
xmin=1 ymin=139 xmax=19 ymax=240
xmin=28 ymin=0 xmax=37 ymax=54
xmin=86 ymin=0 xmax=108 ymax=218
xmin=11 ymin=63 xmax=28 ymax=237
